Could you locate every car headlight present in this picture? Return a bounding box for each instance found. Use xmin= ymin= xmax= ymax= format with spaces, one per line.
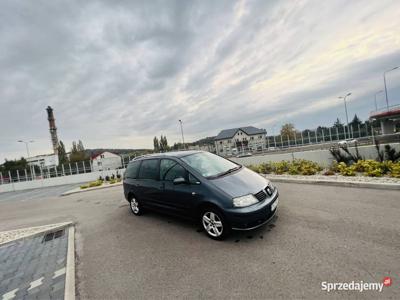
xmin=232 ymin=194 xmax=259 ymax=207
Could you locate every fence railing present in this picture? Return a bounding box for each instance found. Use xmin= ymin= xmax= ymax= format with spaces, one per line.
xmin=0 ymin=155 xmax=137 ymax=186
xmin=222 ymin=124 xmax=400 ymax=156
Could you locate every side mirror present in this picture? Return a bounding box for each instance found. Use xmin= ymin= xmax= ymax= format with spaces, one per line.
xmin=173 ymin=177 xmax=186 ymax=185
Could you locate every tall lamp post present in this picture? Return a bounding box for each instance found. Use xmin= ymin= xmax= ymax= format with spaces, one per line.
xmin=383 ymin=66 xmax=399 ymax=110
xmin=271 ymin=124 xmax=277 ymax=148
xmin=18 ymin=140 xmax=34 ymax=157
xmin=374 ymin=90 xmax=383 ymax=111
xmin=338 ymin=93 xmax=352 ymax=139
xmin=18 ymin=140 xmax=34 ymax=180
xmin=178 ymin=120 xmax=186 ymax=150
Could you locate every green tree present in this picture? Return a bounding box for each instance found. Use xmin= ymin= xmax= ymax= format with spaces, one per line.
xmin=350 ymin=114 xmax=363 ymax=128
xmin=0 ymin=157 xmax=28 ymax=173
xmin=159 ymin=135 xmax=169 ymax=152
xmin=69 ymin=140 xmax=87 ymax=162
xmin=333 ymin=118 xmax=344 ymax=128
xmin=280 ymin=123 xmax=296 ymax=139
xmin=58 ymin=140 xmax=68 ymax=164
xmin=153 ymin=136 xmax=160 ymax=152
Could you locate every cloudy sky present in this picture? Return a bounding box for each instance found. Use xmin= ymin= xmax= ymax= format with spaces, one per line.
xmin=1 ymin=0 xmax=400 ymax=161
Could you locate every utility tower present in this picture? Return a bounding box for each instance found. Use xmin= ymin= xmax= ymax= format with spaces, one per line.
xmin=46 ymin=106 xmax=59 ymax=155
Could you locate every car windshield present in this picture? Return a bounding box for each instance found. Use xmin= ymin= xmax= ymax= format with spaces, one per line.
xmin=181 ymin=152 xmax=240 ymax=178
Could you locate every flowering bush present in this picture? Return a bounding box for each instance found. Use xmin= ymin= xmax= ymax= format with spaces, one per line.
xmin=246 ymin=159 xmax=400 ymax=178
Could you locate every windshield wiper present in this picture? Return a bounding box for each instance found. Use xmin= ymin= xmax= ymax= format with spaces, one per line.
xmin=209 ymin=166 xmax=241 ymax=179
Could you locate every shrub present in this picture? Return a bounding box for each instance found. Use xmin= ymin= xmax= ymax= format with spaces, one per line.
xmin=80 ymin=185 xmax=88 ymax=189
xmin=389 ymin=162 xmax=400 ymax=178
xmin=274 ymin=161 xmax=290 ymax=174
xmin=337 ymin=162 xmax=356 ymax=176
xmin=88 ymin=180 xmax=103 ymax=188
xmin=109 ymin=179 xmax=117 ymax=184
xmin=259 ymin=162 xmax=274 ymax=174
xmin=247 ymin=165 xmax=261 ymax=173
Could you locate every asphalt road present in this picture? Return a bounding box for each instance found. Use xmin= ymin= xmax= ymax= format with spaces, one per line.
xmin=0 ymin=183 xmax=399 ymax=299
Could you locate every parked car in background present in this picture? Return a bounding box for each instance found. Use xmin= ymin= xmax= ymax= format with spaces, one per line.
xmin=123 ymin=151 xmax=279 ymax=240
xmin=338 ymin=139 xmax=358 ymax=147
xmin=236 ymin=152 xmax=253 ymax=158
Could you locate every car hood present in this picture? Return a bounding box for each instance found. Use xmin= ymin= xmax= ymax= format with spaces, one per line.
xmin=211 ymin=167 xmax=268 ymax=198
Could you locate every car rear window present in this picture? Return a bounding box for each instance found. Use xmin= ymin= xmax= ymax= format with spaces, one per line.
xmin=125 ymin=161 xmax=140 ymax=179
xmin=138 ymin=159 xmax=159 ymax=180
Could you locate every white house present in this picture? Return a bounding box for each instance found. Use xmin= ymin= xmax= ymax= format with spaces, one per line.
xmin=91 ymin=151 xmax=122 ymax=171
xmin=214 ymin=126 xmax=267 ymax=156
xmin=27 ymin=154 xmax=59 ymax=168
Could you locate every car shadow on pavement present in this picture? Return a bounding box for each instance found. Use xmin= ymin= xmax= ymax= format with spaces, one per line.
xmin=123 ymin=207 xmax=279 ymax=244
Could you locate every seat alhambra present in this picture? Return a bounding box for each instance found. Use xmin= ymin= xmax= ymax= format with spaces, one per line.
xmin=123 ymin=151 xmax=278 ymax=240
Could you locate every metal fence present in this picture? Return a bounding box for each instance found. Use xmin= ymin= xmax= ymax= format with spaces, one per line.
xmin=231 ymin=124 xmax=400 ymax=156
xmin=0 ymin=155 xmax=137 ymax=186
xmin=265 ymin=124 xmax=373 ymax=150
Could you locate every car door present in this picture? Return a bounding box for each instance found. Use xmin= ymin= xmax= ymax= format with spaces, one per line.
xmin=136 ymin=159 xmax=160 ymax=208
xmin=123 ymin=160 xmax=141 ymax=198
xmin=159 ymin=159 xmax=201 ymax=216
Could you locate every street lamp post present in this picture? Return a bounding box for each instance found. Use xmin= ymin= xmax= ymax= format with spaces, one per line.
xmin=178 ymin=120 xmax=186 ymax=150
xmin=271 ymin=124 xmax=277 ymax=149
xmin=17 ymin=140 xmax=34 ymax=158
xmin=18 ymin=140 xmax=34 ymax=180
xmin=383 ymin=66 xmax=399 ymax=110
xmin=374 ymin=90 xmax=383 ymax=111
xmin=338 ymin=93 xmax=352 ymax=139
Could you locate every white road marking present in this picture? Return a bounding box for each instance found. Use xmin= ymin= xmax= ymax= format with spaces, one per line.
xmin=2 ymin=288 xmax=18 ymax=300
xmin=28 ymin=277 xmax=44 ymax=290
xmin=53 ymin=267 xmax=66 ymax=279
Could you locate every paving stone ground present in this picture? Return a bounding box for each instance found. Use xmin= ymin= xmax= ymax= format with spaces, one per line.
xmin=0 ymin=229 xmax=68 ymax=300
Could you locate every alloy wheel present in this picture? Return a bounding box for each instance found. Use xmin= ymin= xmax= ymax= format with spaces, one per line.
xmin=202 ymin=211 xmax=223 ymax=237
xmin=130 ymin=198 xmax=139 ymax=214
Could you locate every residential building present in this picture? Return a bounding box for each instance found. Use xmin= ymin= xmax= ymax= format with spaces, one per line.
xmin=214 ymin=126 xmax=267 ymax=156
xmin=27 ymin=154 xmax=59 ymax=168
xmin=91 ymin=151 xmax=122 ymax=171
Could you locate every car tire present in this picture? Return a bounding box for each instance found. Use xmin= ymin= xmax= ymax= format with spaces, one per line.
xmin=129 ymin=196 xmax=143 ymax=216
xmin=200 ymin=208 xmax=230 ymax=240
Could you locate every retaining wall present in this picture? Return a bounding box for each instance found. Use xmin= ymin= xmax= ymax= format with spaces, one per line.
xmin=231 ymin=143 xmax=400 ymax=167
xmin=0 ymin=169 xmax=125 ymax=193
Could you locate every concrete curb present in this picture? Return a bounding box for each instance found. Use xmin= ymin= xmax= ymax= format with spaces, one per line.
xmin=268 ymin=176 xmax=400 ymax=190
xmin=65 ymin=225 xmax=75 ymax=300
xmin=61 ymin=182 xmax=122 ymax=196
xmin=0 ymin=221 xmax=73 ymax=247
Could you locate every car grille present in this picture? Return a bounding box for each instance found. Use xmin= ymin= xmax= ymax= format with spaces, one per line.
xmin=254 ymin=184 xmax=274 ymax=202
xmin=254 ymin=189 xmax=267 ymax=201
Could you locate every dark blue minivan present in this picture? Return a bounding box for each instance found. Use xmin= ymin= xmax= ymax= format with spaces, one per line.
xmin=123 ymin=151 xmax=278 ymax=240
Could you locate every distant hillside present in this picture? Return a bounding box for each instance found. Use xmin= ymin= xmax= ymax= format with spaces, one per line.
xmin=191 ymin=136 xmax=216 ymax=145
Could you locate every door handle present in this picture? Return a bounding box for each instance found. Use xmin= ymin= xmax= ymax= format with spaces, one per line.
xmin=192 ymin=192 xmax=196 ymax=196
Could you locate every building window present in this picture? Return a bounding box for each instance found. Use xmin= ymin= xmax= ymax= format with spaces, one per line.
xmin=219 ymin=141 xmax=222 ymax=144
xmin=250 ymin=137 xmax=254 ymax=140
xmin=228 ymin=140 xmax=231 ymax=143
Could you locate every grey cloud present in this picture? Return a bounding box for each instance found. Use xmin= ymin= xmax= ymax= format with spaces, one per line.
xmin=1 ymin=0 xmax=400 ymax=161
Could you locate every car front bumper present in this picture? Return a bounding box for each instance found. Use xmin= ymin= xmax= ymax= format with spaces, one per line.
xmin=224 ymin=189 xmax=279 ymax=230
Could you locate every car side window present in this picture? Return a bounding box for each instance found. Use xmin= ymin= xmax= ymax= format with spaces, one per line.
xmin=160 ymin=159 xmax=176 ymax=180
xmin=164 ymin=163 xmax=187 ymax=181
xmin=138 ymin=159 xmax=159 ymax=180
xmin=188 ymin=173 xmax=200 ymax=184
xmin=125 ymin=161 xmax=140 ymax=179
